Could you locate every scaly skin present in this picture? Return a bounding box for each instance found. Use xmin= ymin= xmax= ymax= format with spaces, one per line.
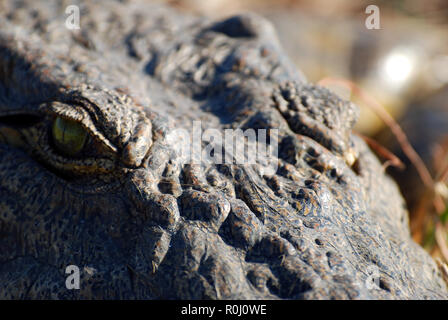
xmin=0 ymin=0 xmax=447 ymax=299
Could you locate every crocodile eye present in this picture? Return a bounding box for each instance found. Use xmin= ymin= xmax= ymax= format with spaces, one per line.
xmin=52 ymin=117 xmax=88 ymax=156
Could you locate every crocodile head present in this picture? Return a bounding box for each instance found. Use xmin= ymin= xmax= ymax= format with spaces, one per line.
xmin=0 ymin=0 xmax=446 ymax=299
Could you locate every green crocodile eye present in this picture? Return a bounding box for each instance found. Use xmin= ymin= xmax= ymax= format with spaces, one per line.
xmin=52 ymin=117 xmax=88 ymax=156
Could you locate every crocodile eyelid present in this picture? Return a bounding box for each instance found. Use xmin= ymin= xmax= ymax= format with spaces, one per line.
xmin=41 ymin=101 xmax=118 ymax=153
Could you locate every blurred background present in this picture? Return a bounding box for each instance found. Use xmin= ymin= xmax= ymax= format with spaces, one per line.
xmin=158 ymin=0 xmax=448 ymax=262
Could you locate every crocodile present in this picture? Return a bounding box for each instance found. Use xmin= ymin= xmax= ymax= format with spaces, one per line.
xmin=0 ymin=0 xmax=447 ymax=299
